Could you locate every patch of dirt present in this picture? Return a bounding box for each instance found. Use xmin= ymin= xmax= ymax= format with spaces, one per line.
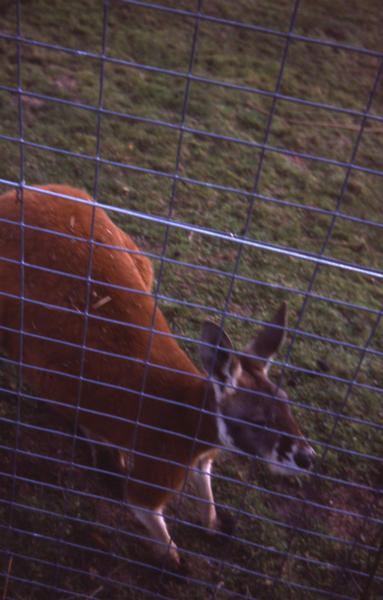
xmin=21 ymin=96 xmax=46 ymax=110
xmin=0 ymin=387 xmax=211 ymax=598
xmin=53 ymin=73 xmax=78 ymax=94
xmin=263 ymin=468 xmax=383 ymax=547
xmin=325 ymin=484 xmax=383 ymax=545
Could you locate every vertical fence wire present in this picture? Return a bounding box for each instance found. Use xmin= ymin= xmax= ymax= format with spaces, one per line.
xmin=269 ymin=54 xmax=383 ymax=600
xmin=209 ymin=1 xmax=305 ymax=596
xmin=3 ymin=0 xmax=26 ymax=581
xmin=50 ymin=1 xmax=112 ymax=593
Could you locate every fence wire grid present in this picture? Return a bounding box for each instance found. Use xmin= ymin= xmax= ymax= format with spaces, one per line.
xmin=0 ymin=1 xmax=382 ymax=599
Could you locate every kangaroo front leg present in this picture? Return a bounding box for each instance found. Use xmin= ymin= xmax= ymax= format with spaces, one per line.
xmin=132 ymin=506 xmax=180 ymax=566
xmin=190 ymin=454 xmax=219 ymax=532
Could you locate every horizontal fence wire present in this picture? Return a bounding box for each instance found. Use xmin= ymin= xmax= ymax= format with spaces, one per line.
xmin=0 ymin=1 xmax=382 ymax=599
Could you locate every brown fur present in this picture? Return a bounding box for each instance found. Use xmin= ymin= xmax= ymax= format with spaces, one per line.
xmin=0 ymin=185 xmax=217 ymax=510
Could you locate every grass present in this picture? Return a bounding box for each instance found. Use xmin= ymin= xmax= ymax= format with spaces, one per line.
xmin=0 ymin=1 xmax=383 ymax=599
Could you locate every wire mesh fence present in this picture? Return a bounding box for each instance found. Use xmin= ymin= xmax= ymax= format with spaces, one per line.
xmin=0 ymin=1 xmax=382 ymax=599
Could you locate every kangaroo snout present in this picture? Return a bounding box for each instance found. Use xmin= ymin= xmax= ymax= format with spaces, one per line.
xmin=269 ymin=437 xmax=316 ymax=475
xmin=294 ymin=444 xmax=316 ymax=470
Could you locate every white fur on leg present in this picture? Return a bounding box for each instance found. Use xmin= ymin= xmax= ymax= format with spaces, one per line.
xmin=132 ymin=506 xmax=180 ymax=566
xmin=190 ymin=453 xmax=219 ymax=532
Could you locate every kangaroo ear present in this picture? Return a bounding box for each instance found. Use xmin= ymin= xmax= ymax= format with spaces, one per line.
xmin=200 ymin=321 xmax=235 ymax=383
xmin=243 ymin=302 xmax=288 ymax=373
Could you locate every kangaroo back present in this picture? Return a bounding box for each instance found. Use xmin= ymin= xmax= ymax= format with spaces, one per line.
xmin=0 ymin=185 xmax=209 ymax=455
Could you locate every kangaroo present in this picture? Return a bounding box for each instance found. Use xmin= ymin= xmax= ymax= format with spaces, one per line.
xmin=0 ymin=185 xmax=315 ymax=567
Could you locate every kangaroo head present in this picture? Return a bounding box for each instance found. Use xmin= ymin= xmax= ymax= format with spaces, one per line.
xmin=200 ymin=302 xmax=315 ymax=475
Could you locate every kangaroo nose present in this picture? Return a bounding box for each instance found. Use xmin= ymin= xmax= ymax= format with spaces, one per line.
xmin=295 ymin=447 xmax=315 ymax=470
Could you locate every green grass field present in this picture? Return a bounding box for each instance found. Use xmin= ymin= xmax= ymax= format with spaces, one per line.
xmin=0 ymin=1 xmax=382 ymax=599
